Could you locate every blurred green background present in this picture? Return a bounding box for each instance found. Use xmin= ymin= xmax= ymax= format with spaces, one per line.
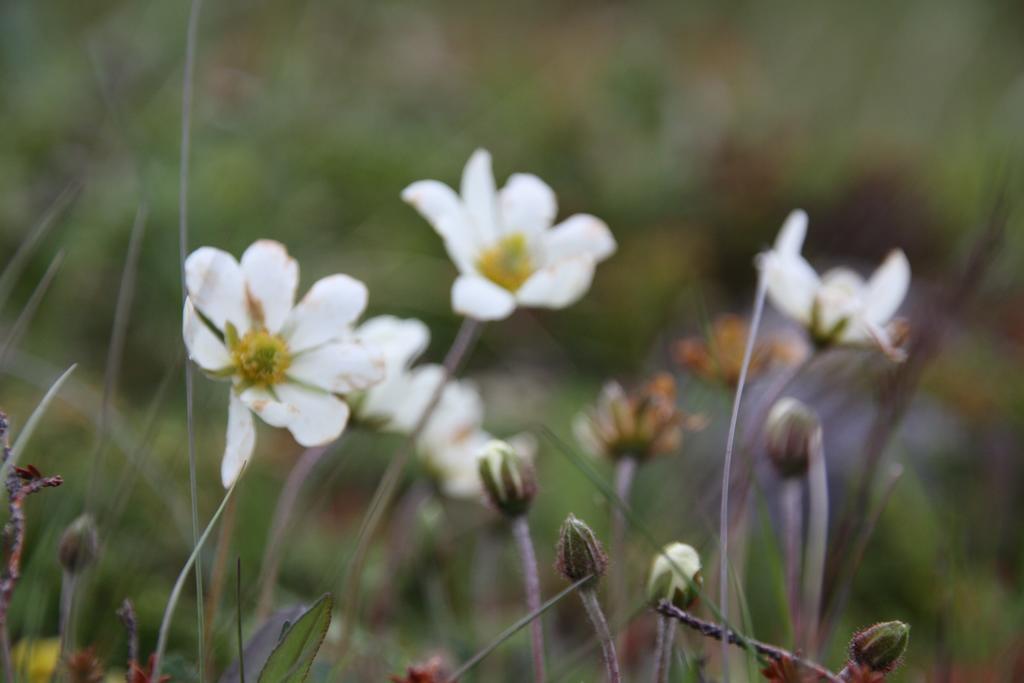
xmin=2 ymin=0 xmax=1023 ymax=680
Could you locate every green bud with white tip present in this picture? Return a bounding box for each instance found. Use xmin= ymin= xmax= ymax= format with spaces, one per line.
xmin=646 ymin=542 xmax=702 ymax=609
xmin=478 ymin=440 xmax=536 ymax=517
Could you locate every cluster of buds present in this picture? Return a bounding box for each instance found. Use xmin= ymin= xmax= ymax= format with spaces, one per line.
xmin=764 ymin=397 xmax=822 ymax=479
xmin=646 ymin=542 xmax=702 ymax=610
xmin=555 ymin=514 xmax=608 ymax=586
xmin=574 ymin=373 xmax=705 ymax=462
xmin=675 ymin=314 xmax=805 ymax=388
xmin=477 ymin=440 xmax=537 ymax=518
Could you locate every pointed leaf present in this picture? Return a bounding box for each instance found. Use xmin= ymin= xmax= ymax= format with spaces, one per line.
xmin=257 ymin=593 xmax=332 ymax=683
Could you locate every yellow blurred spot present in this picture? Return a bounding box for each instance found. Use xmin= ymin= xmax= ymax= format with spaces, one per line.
xmin=12 ymin=638 xmax=60 ymax=683
xmin=476 ymin=233 xmax=534 ymax=292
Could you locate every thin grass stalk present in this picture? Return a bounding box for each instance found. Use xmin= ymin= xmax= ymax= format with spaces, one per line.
xmin=177 ymin=0 xmax=207 ymax=673
xmin=652 ymin=613 xmax=676 ymax=683
xmin=86 ymin=201 xmax=147 ymax=513
xmin=236 ymin=557 xmax=245 ymax=683
xmin=802 ymin=431 xmax=828 ymax=653
xmin=152 ymin=476 xmax=239 ymax=681
xmin=717 ymin=269 xmax=767 ymax=680
xmin=820 ymin=464 xmax=903 ymax=649
xmin=0 ymin=181 xmax=79 ymax=315
xmin=203 ymin=495 xmax=238 ymax=679
xmin=578 ymin=587 xmax=621 ymax=683
xmin=610 ymin=455 xmax=637 ymax=628
xmin=0 ymin=251 xmax=64 ymax=369
xmin=338 ymin=317 xmax=483 ymax=655
xmin=257 ymin=444 xmax=331 ymax=618
xmin=511 ymin=515 xmax=545 ymax=682
xmin=780 ymin=478 xmax=803 ymax=638
xmin=446 ymin=576 xmax=590 ymax=683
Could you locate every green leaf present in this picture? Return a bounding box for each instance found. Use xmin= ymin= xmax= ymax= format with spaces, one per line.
xmin=257 ymin=593 xmax=333 ymax=683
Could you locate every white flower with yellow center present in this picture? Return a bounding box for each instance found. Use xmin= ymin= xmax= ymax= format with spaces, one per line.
xmin=182 ymin=240 xmax=386 ymax=487
xmin=402 ymin=149 xmax=617 ymax=321
xmin=759 ymin=210 xmax=911 ymax=357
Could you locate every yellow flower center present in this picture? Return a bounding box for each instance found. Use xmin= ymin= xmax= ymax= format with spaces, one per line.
xmin=476 ymin=233 xmax=534 ymax=292
xmin=232 ymin=330 xmax=291 ymax=386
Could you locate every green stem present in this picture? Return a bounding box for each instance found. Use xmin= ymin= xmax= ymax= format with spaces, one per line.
xmin=802 ymin=432 xmax=828 ymax=652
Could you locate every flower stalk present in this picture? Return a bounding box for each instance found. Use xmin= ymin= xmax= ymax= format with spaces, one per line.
xmin=338 ymin=317 xmax=483 ymax=655
xmin=511 ymin=516 xmax=545 ymax=682
xmin=578 ymin=587 xmax=621 ymax=683
xmin=652 ymin=613 xmax=676 ymax=683
xmin=610 ymin=454 xmax=637 ymax=622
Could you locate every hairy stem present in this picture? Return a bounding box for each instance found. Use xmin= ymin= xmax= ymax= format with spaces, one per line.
xmin=802 ymin=432 xmax=828 ymax=652
xmin=652 ymin=613 xmax=676 ymax=683
xmin=718 ymin=269 xmax=768 ymax=680
xmin=655 ymin=602 xmax=841 ymax=682
xmin=58 ymin=570 xmax=78 ymax=665
xmin=511 ymin=516 xmax=545 ymax=682
xmin=610 ymin=455 xmax=637 ymax=626
xmin=338 ymin=317 xmax=483 ymax=655
xmin=257 ymin=444 xmax=330 ymax=617
xmin=780 ymin=478 xmax=803 ymax=639
xmin=578 ymin=587 xmax=621 ymax=683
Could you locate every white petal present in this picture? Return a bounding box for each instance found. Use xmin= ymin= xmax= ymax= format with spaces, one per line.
xmin=183 ymin=299 xmax=232 ymax=371
xmin=363 ymin=364 xmax=445 ymax=433
xmin=241 ymin=383 xmax=349 ymax=446
xmin=774 ymin=209 xmax=808 ymax=256
xmin=239 ymin=386 xmax=295 ymax=428
xmin=421 ymin=377 xmax=484 ymax=448
xmin=283 ymin=274 xmax=368 ymax=352
xmin=222 ymin=391 xmax=255 ymax=488
xmin=499 ymin=173 xmax=557 ymax=237
xmin=542 ymin=215 xmax=616 ymax=264
xmin=451 ymin=274 xmax=517 ymax=320
xmin=460 ymin=149 xmax=500 ymax=244
xmin=240 ymin=240 xmax=298 ymax=333
xmin=762 ymin=253 xmax=820 ymax=325
xmin=864 ymin=249 xmax=910 ymax=325
xmin=401 ymin=180 xmax=478 ymax=272
xmin=184 ymin=247 xmax=249 ymax=332
xmin=515 ymin=256 xmax=595 ymax=309
xmin=355 ymin=316 xmax=430 ymax=370
xmin=274 ymin=383 xmax=350 ymax=446
xmin=288 ymin=341 xmax=385 ymax=394
xmin=422 ymin=429 xmax=490 ymax=500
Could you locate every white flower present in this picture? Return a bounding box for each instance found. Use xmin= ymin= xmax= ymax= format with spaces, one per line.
xmin=413 ymin=375 xmax=536 ymax=500
xmin=402 ymin=149 xmax=617 ymax=321
xmin=351 ymin=315 xmax=432 ymax=431
xmin=183 ymin=240 xmax=386 ymax=487
xmin=759 ymin=210 xmax=911 ymax=357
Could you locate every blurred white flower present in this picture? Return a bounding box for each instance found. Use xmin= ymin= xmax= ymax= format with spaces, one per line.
xmin=759 ymin=210 xmax=911 ymax=357
xmin=414 ymin=376 xmax=536 ymax=500
xmin=183 ymin=240 xmax=385 ymax=487
xmin=351 ymin=315 xmax=432 ymax=431
xmin=402 ymin=149 xmax=617 ymax=321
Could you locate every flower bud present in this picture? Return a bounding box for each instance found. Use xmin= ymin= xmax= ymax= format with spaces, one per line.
xmin=848 ymin=621 xmax=910 ymax=673
xmin=477 ymin=440 xmax=536 ymax=517
xmin=58 ymin=514 xmax=99 ymax=574
xmin=646 ymin=542 xmax=702 ymax=609
xmin=764 ymin=398 xmax=821 ymax=478
xmin=555 ymin=514 xmax=607 ymax=585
